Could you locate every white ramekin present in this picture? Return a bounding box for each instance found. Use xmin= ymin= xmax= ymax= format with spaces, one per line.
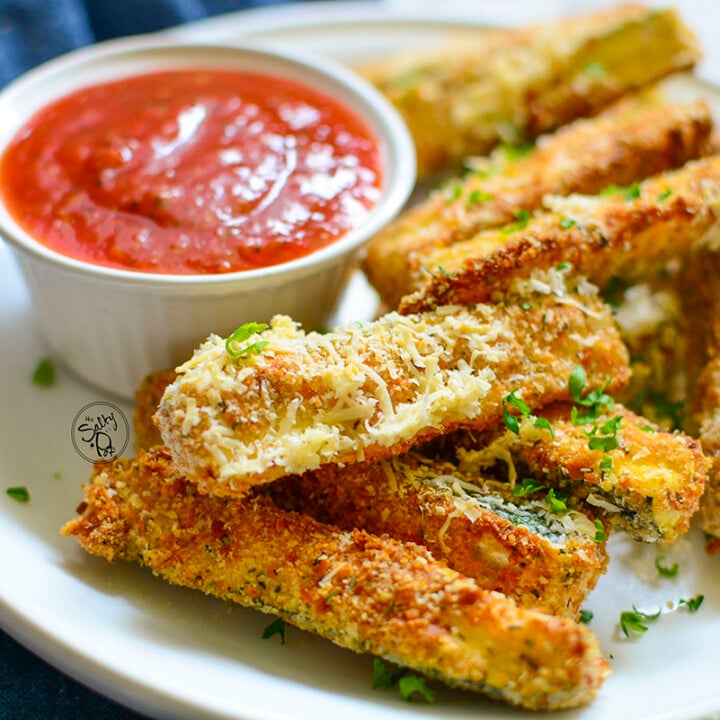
xmin=0 ymin=36 xmax=416 ymax=399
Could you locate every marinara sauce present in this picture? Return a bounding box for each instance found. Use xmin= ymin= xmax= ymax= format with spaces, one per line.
xmin=0 ymin=69 xmax=382 ymax=274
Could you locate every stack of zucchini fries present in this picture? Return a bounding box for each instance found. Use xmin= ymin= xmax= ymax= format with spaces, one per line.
xmin=64 ymin=4 xmax=720 ymax=711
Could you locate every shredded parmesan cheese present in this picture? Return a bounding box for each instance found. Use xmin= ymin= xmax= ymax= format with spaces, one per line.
xmin=161 ymin=306 xmax=508 ymax=482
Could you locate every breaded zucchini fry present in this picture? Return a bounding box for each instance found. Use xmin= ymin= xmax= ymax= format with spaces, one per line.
xmin=133 ymin=359 xmax=608 ymax=615
xmin=364 ymin=99 xmax=712 ymax=308
xmin=690 ymin=356 xmax=720 ymax=552
xmin=358 ymin=5 xmax=699 ymax=176
xmin=400 ymin=155 xmax=720 ymax=314
xmin=454 ymin=402 xmax=707 ymax=543
xmin=268 ymin=453 xmax=608 ymax=618
xmin=156 ymin=288 xmax=629 ymax=496
xmin=62 ymin=447 xmax=609 ymax=710
xmin=681 ymin=250 xmax=720 ymax=550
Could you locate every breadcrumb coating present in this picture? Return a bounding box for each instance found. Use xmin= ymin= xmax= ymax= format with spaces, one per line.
xmin=681 ymin=250 xmax=720 ymax=549
xmin=267 ymin=453 xmax=609 ymax=618
xmin=400 ymin=155 xmax=720 ymax=314
xmin=156 ymin=290 xmax=629 ymax=497
xmin=62 ymin=447 xmax=609 ymax=710
xmin=364 ymin=99 xmax=712 ymax=308
xmin=453 ymin=402 xmax=708 ymax=543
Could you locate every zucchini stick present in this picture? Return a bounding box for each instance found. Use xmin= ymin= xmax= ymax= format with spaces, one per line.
xmin=62 ymin=447 xmax=609 ymax=710
xmin=681 ymin=250 xmax=720 ymax=550
xmin=400 ymin=155 xmax=720 ymax=314
xmin=364 ymin=99 xmax=712 ymax=308
xmin=268 ymin=453 xmax=609 ymax=618
xmin=453 ymin=402 xmax=707 ymax=544
xmin=358 ymin=4 xmax=699 ymax=176
xmin=156 ymin=286 xmax=629 ymax=496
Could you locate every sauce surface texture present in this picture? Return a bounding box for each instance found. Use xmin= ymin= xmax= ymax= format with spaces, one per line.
xmin=0 ymin=69 xmax=382 ymax=274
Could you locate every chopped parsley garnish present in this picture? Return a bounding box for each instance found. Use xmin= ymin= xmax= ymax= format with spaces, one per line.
xmin=372 ymin=659 xmax=434 ymax=703
xmin=502 ymin=390 xmax=527 ymax=434
xmin=619 ymin=606 xmax=661 ymax=637
xmin=600 ymin=183 xmax=622 ymax=196
xmin=600 ymin=182 xmax=641 ymax=202
xmin=623 ymin=183 xmax=641 ymax=201
xmin=32 ymin=357 xmax=55 ymax=387
xmin=513 ymin=478 xmax=545 ymax=497
xmin=593 ymin=519 xmax=606 ymax=543
xmin=513 ymin=208 xmax=531 ymax=226
xmin=583 ymin=61 xmax=607 ymax=78
xmin=568 ymin=365 xmax=615 ymax=425
xmin=501 ymin=209 xmax=531 ymax=234
xmin=619 ymin=597 xmax=703 ymax=638
xmin=441 ymin=182 xmax=463 ymax=200
xmin=504 ymin=390 xmax=531 ymax=417
xmin=467 ymin=189 xmax=493 ymax=205
xmin=398 ymin=675 xmax=435 ymax=703
xmin=498 ymin=140 xmax=534 ymax=162
xmin=372 ymin=657 xmax=405 ymax=688
xmin=569 ymin=366 xmax=621 ymax=453
xmin=546 ymin=488 xmax=568 ymax=513
xmin=261 ymin=618 xmax=286 ymax=643
xmin=533 ymin=416 xmax=555 ymax=437
xmin=556 ymin=261 xmax=573 ymax=271
xmin=599 ymin=455 xmax=613 ymax=473
xmin=521 ymin=301 xmax=533 ymax=311
xmin=502 ymin=390 xmax=555 ymax=438
xmin=679 ymin=595 xmax=704 ymax=612
xmin=657 ymin=189 xmax=673 ymax=201
xmin=6 ymin=486 xmax=29 ymax=503
xmin=655 ymin=556 xmax=679 ymax=578
xmin=226 ymin=322 xmax=269 ymax=359
xmin=578 ymin=609 xmax=594 ymax=624
xmin=584 ymin=414 xmax=622 ymax=452
xmin=559 ymin=217 xmax=577 ymax=229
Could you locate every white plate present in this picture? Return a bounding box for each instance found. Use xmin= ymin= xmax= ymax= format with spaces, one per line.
xmin=1 ymin=3 xmax=720 ymax=720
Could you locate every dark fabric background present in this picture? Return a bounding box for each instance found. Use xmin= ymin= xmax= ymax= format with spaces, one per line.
xmin=0 ymin=0 xmax=315 ymax=88
xmin=0 ymin=2 xmax=338 ymax=717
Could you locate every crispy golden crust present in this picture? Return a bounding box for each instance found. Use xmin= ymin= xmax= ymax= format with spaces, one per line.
xmin=681 ymin=250 xmax=720 ymax=546
xmin=267 ymin=454 xmax=608 ymax=618
xmin=400 ymin=155 xmax=720 ymax=314
xmin=453 ymin=402 xmax=707 ymax=544
xmin=133 ymin=364 xmax=608 ymax=617
xmin=156 ymin=292 xmax=629 ymax=497
xmin=363 ymin=99 xmax=712 ymax=309
xmin=691 ymin=358 xmax=720 ymax=550
xmin=62 ymin=447 xmax=609 ymax=710
xmin=133 ymin=369 xmax=177 ymax=451
xmin=358 ymin=5 xmax=699 ymax=176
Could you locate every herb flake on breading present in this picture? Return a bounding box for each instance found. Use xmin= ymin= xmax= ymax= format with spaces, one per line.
xmin=226 ymin=322 xmax=269 ymax=359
